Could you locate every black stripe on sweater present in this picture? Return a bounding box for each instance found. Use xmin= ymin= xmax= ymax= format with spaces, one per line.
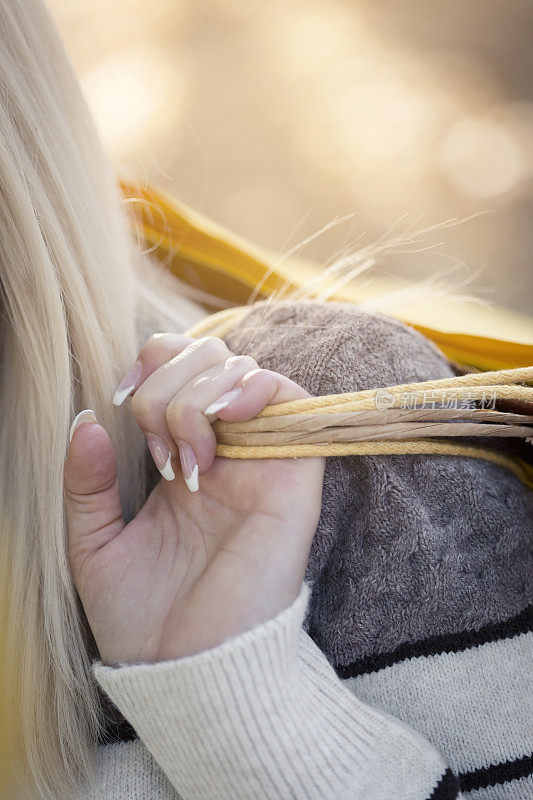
xmin=98 ymin=717 xmax=137 ymax=745
xmin=427 ymin=769 xmax=459 ymax=799
xmin=334 ymin=604 xmax=533 ymax=679
xmin=459 ymin=753 xmax=533 ymax=793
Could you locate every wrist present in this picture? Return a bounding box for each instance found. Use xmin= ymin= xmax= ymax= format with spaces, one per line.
xmin=155 ymin=579 xmax=306 ymax=662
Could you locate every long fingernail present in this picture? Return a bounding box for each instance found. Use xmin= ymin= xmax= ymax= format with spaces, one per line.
xmin=113 ymin=360 xmax=143 ymax=406
xmin=204 ymin=387 xmax=243 ymax=416
xmin=146 ymin=433 xmax=175 ymax=481
xmin=69 ymin=409 xmax=98 ymax=442
xmin=177 ymin=440 xmax=199 ymax=493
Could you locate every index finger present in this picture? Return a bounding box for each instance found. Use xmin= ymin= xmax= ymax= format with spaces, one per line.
xmin=113 ymin=332 xmax=195 ymax=406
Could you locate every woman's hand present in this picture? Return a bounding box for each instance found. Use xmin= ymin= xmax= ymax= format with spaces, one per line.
xmin=64 ymin=334 xmax=325 ymax=665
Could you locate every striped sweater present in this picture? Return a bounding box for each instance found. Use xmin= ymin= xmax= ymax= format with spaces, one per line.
xmin=93 ymin=582 xmax=460 ymax=800
xmin=90 ymin=300 xmax=532 ymax=799
xmin=92 ymin=582 xmax=532 ymax=800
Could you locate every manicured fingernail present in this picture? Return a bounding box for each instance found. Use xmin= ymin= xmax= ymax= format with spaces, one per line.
xmin=69 ymin=409 xmax=98 ymax=442
xmin=146 ymin=433 xmax=175 ymax=481
xmin=177 ymin=440 xmax=199 ymax=493
xmin=113 ymin=360 xmax=143 ymax=406
xmin=204 ymin=387 xmax=243 ymax=416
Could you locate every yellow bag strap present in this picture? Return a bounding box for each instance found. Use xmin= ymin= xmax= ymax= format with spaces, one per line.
xmin=120 ymin=179 xmax=533 ymax=372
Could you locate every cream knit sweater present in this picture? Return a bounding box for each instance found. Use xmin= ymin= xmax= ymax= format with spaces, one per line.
xmin=90 ymin=582 xmax=458 ymax=800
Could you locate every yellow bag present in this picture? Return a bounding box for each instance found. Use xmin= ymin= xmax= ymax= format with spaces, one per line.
xmin=120 ymin=180 xmax=533 ymax=372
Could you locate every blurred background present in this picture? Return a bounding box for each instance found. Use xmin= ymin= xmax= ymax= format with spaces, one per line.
xmin=48 ymin=0 xmax=532 ymax=315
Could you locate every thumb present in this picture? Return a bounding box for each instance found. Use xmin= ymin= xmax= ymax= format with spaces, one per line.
xmin=64 ymin=410 xmax=126 ymax=582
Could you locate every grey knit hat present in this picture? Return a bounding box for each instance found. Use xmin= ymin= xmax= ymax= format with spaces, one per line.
xmin=223 ymin=299 xmax=533 ymax=670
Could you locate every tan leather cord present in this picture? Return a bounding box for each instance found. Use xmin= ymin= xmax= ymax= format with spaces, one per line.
xmin=255 ymin=384 xmax=533 ymax=417
xmin=213 ymin=407 xmax=533 ymax=433
xmin=214 ymin=422 xmax=533 ymax=446
xmin=214 ymin=440 xmax=532 ymax=487
xmin=185 ymin=313 xmax=533 ymax=488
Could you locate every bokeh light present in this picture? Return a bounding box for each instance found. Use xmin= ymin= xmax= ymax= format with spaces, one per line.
xmin=82 ymin=48 xmax=185 ymax=157
xmin=439 ymin=116 xmax=526 ymax=198
xmin=48 ymin=0 xmax=533 ymax=314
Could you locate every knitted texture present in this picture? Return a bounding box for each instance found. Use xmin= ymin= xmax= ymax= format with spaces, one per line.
xmin=222 ymin=300 xmax=533 ymax=665
xmin=93 ymin=582 xmax=452 ymax=800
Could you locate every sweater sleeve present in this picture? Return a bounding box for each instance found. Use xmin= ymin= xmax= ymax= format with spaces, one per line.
xmin=93 ymin=582 xmax=457 ymax=800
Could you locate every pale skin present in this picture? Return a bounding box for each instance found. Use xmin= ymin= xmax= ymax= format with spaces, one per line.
xmin=64 ymin=334 xmax=325 ymax=665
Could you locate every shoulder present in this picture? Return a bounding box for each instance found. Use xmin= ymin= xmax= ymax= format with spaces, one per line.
xmin=223 ymin=298 xmax=454 ymax=395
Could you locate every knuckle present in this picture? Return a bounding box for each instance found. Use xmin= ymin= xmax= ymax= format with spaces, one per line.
xmin=195 ymin=336 xmax=229 ymax=360
xmin=225 ymin=354 xmax=257 ymax=373
xmin=145 ymin=332 xmax=171 ymax=346
xmin=139 ymin=332 xmax=172 ymax=359
xmin=243 ymin=365 xmax=267 ymax=382
xmin=130 ymin=388 xmax=166 ymax=428
xmin=240 ymin=366 xmax=276 ymax=391
xmin=165 ymin=394 xmax=194 ymax=431
xmin=139 ymin=333 xmax=193 ymax=365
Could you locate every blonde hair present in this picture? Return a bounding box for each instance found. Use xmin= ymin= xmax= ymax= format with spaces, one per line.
xmin=0 ymin=1 xmax=202 ymax=797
